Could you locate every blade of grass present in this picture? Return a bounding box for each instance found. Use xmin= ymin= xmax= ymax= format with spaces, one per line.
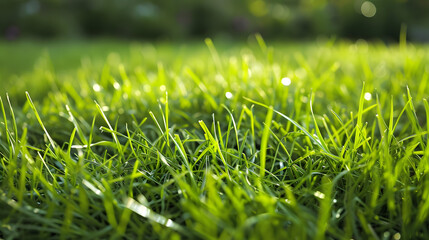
xmin=244 ymin=96 xmax=338 ymax=159
xmin=26 ymin=92 xmax=56 ymax=150
xmin=259 ymin=106 xmax=273 ymax=179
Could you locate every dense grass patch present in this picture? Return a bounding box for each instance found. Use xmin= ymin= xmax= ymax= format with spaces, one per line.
xmin=1 ymin=38 xmax=429 ymax=239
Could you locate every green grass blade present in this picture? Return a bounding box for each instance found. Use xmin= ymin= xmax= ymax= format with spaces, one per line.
xmin=259 ymin=106 xmax=273 ymax=179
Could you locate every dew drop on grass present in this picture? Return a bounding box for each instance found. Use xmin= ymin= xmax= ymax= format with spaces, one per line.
xmin=113 ymin=82 xmax=120 ymax=89
xmin=364 ymin=92 xmax=372 ymax=101
xmin=393 ymin=233 xmax=401 ymax=240
xmin=314 ymin=191 xmax=325 ymax=199
xmin=93 ymin=83 xmax=101 ymax=92
xmin=226 ymin=92 xmax=233 ymax=99
xmin=281 ymin=77 xmax=291 ymax=86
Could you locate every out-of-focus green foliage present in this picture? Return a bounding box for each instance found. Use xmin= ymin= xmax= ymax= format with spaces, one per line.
xmin=0 ymin=0 xmax=428 ymax=40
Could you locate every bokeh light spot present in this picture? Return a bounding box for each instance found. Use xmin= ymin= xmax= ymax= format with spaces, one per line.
xmin=393 ymin=233 xmax=401 ymax=240
xmin=225 ymin=92 xmax=233 ymax=99
xmin=361 ymin=1 xmax=376 ymax=18
xmin=314 ymin=191 xmax=325 ymax=199
xmin=250 ymin=1 xmax=268 ymax=17
xmin=281 ymin=77 xmax=291 ymax=86
xmin=364 ymin=92 xmax=372 ymax=101
xmin=93 ymin=83 xmax=101 ymax=92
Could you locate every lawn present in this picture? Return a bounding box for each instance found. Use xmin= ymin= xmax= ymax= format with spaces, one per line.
xmin=1 ymin=37 xmax=429 ymax=239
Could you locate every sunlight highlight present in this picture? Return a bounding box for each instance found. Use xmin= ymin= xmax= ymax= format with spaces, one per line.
xmin=364 ymin=92 xmax=372 ymax=101
xmin=225 ymin=92 xmax=233 ymax=99
xmin=314 ymin=191 xmax=325 ymax=199
xmin=93 ymin=83 xmax=101 ymax=92
xmin=281 ymin=77 xmax=291 ymax=86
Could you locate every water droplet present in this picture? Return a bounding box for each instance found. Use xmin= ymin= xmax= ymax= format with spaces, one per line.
xmin=113 ymin=82 xmax=120 ymax=89
xmin=364 ymin=92 xmax=372 ymax=101
xmin=225 ymin=92 xmax=233 ymax=99
xmin=314 ymin=191 xmax=325 ymax=199
xmin=93 ymin=83 xmax=101 ymax=92
xmin=281 ymin=77 xmax=291 ymax=86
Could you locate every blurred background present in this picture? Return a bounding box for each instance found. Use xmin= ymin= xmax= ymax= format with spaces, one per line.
xmin=1 ymin=0 xmax=428 ymax=42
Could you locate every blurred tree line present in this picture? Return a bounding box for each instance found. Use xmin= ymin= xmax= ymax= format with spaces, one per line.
xmin=0 ymin=0 xmax=428 ymax=41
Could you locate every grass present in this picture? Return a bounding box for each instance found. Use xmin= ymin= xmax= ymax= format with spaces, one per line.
xmin=0 ymin=37 xmax=429 ymax=239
